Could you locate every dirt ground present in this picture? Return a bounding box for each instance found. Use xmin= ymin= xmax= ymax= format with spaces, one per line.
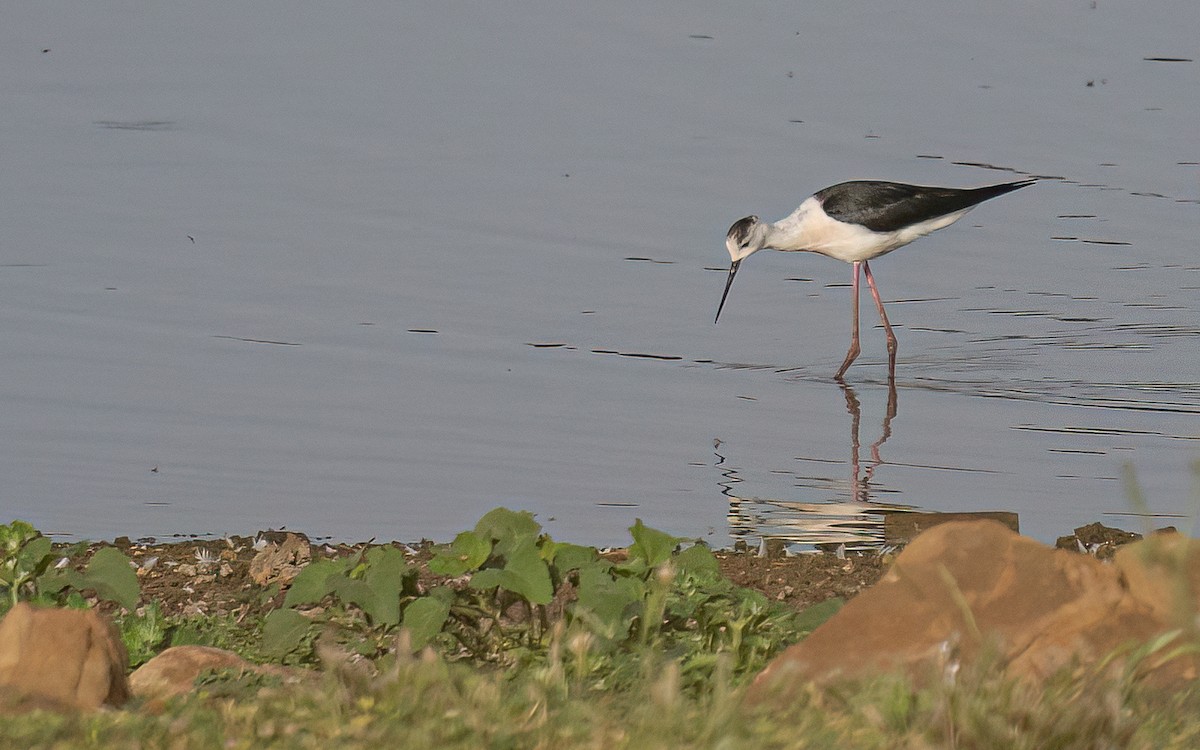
xmin=83 ymin=521 xmax=1138 ymax=621
xmin=80 ymin=533 xmax=888 ymax=622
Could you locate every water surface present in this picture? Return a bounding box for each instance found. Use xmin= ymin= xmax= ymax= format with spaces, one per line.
xmin=2 ymin=2 xmax=1196 ymax=546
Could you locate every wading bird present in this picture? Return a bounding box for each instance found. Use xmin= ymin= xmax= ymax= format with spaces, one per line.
xmin=715 ymin=179 xmax=1034 ymax=379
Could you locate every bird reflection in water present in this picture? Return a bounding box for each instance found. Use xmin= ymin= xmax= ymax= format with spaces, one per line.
xmin=721 ymin=375 xmax=914 ymax=552
xmin=843 ymin=376 xmax=897 ymax=503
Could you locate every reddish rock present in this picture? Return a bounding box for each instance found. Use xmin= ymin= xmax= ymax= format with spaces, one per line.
xmin=130 ymin=645 xmax=301 ymax=701
xmin=0 ymin=603 xmax=129 ymax=710
xmin=747 ymin=520 xmax=1200 ymax=703
xmin=1110 ymin=533 xmax=1200 ymax=685
xmin=1114 ymin=532 xmax=1200 ymax=623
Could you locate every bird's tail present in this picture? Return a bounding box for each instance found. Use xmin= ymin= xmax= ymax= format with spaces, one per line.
xmin=969 ymin=179 xmax=1037 ymax=203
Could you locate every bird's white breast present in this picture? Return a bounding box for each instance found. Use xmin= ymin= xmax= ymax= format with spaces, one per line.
xmin=767 ymin=198 xmax=971 ymax=263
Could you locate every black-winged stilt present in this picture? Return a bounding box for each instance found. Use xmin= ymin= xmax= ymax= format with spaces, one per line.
xmin=714 ymin=179 xmax=1034 ymax=379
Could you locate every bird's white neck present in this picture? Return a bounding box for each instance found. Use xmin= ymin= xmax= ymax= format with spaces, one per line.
xmin=762 ymin=197 xmax=909 ymax=263
xmin=761 ymin=197 xmax=823 ymax=252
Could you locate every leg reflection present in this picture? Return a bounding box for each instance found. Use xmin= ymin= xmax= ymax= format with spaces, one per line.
xmin=839 ymin=372 xmax=898 ymax=503
xmin=721 ymin=373 xmax=907 ymax=551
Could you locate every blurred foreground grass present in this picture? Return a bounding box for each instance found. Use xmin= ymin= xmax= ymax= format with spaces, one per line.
xmin=5 ymin=631 xmax=1200 ymax=750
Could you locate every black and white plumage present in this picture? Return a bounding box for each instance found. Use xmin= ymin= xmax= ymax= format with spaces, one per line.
xmin=715 ymin=179 xmax=1034 ymax=379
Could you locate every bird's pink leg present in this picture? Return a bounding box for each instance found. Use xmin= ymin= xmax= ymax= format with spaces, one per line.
xmin=862 ymin=261 xmax=897 ymax=378
xmin=834 ymin=261 xmax=862 ymax=380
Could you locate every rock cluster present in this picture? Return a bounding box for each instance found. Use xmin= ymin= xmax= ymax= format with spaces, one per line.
xmin=748 ymin=520 xmax=1200 ymax=703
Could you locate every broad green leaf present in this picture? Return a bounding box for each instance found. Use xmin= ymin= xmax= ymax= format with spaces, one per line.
xmin=283 ymin=559 xmax=346 ymax=607
xmin=16 ymin=536 xmax=53 ymax=578
xmin=402 ymin=595 xmax=452 ymax=650
xmin=37 ymin=570 xmax=73 ymax=597
xmin=795 ymin=597 xmax=843 ymax=635
xmin=426 ymin=584 xmax=455 ymax=605
xmin=428 ymin=531 xmax=492 ymax=576
xmin=628 ymin=519 xmax=678 ymax=568
xmin=358 ymin=547 xmax=410 ymax=627
xmin=501 ymin=543 xmax=553 ymax=604
xmin=573 ymin=566 xmax=648 ymax=638
xmin=469 ymin=541 xmax=554 ymax=605
xmin=543 ymin=541 xmax=598 ymax=573
xmin=363 ymin=547 xmax=409 ymax=587
xmin=370 ymin=594 xmax=403 ymax=625
xmin=344 ymin=545 xmax=369 ymax=578
xmin=474 ymin=507 xmax=541 ymax=556
xmin=573 ymin=565 xmax=643 ymax=638
xmin=81 ymin=546 xmax=140 ymax=610
xmin=324 ymin=576 xmax=388 ymax=624
xmin=469 ymin=568 xmax=508 ymax=592
xmin=673 ymin=544 xmax=720 ymax=580
xmin=364 ymin=546 xmax=409 ymax=577
xmin=261 ymin=608 xmax=312 ymax=657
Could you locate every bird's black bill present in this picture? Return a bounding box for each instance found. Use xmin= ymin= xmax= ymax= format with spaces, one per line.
xmin=714 ymin=260 xmax=741 ymax=324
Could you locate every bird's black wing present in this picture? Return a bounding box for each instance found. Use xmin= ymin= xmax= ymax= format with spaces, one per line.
xmin=816 ymin=180 xmax=1034 ymax=233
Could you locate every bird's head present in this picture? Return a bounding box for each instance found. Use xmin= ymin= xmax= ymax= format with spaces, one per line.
xmin=715 ymin=216 xmax=767 ymax=323
xmin=725 ymin=215 xmax=768 ymax=262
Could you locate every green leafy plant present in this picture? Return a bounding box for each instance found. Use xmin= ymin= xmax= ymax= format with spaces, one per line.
xmin=1 ymin=520 xmax=55 ymax=610
xmin=261 ymin=543 xmax=429 ymax=659
xmin=562 ymin=520 xmax=837 ymax=690
xmin=0 ymin=520 xmax=139 ymax=612
xmin=259 ymin=508 xmax=832 ymax=690
xmin=117 ymin=601 xmax=171 ymax=668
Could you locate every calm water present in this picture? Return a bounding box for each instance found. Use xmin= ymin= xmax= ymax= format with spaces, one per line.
xmin=2 ymin=2 xmax=1196 ymax=546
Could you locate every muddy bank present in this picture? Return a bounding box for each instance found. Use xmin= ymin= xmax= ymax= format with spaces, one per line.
xmin=66 ymin=520 xmax=1149 ymax=622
